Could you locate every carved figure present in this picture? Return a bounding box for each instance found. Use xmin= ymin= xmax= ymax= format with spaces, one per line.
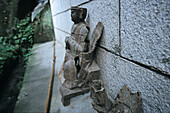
xmin=90 ymin=80 xmax=112 ymax=113
xmin=59 ymin=6 xmax=104 ymax=106
xmin=63 ymin=6 xmax=89 ymax=89
xmin=112 ymin=85 xmax=142 ymax=113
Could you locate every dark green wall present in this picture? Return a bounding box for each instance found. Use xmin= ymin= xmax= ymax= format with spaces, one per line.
xmin=33 ymin=4 xmax=54 ymax=43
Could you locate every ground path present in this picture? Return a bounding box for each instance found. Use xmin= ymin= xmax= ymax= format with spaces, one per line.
xmin=14 ymin=41 xmax=96 ymax=113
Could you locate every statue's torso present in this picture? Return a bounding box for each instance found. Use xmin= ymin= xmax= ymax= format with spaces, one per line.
xmin=70 ymin=22 xmax=89 ymax=57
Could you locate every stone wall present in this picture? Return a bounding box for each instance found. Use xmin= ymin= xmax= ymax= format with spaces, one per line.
xmin=50 ymin=0 xmax=170 ymax=112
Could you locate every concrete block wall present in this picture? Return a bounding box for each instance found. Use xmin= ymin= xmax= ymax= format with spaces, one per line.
xmin=50 ymin=0 xmax=170 ymax=112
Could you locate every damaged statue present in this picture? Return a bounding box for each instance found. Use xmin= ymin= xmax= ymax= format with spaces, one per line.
xmin=59 ymin=6 xmax=104 ymax=106
xmin=90 ymin=80 xmax=112 ymax=113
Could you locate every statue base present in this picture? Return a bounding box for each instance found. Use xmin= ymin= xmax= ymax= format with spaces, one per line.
xmin=60 ymin=85 xmax=90 ymax=106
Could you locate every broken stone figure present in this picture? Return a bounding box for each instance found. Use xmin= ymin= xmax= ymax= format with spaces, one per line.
xmin=90 ymin=80 xmax=112 ymax=113
xmin=112 ymin=85 xmax=142 ymax=113
xmin=59 ymin=6 xmax=104 ymax=106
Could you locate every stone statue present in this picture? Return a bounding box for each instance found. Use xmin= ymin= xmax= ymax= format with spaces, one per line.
xmin=90 ymin=80 xmax=112 ymax=113
xmin=59 ymin=6 xmax=104 ymax=106
xmin=63 ymin=6 xmax=89 ymax=89
xmin=112 ymin=85 xmax=142 ymax=113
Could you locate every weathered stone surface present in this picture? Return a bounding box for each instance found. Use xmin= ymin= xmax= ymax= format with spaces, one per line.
xmin=60 ymin=85 xmax=89 ymax=106
xmin=112 ymin=85 xmax=142 ymax=113
xmin=50 ymin=0 xmax=170 ymax=112
xmin=59 ymin=6 xmax=91 ymax=106
xmin=121 ymin=0 xmax=170 ymax=74
xmin=96 ymin=47 xmax=170 ymax=113
xmin=81 ymin=0 xmax=120 ymax=53
xmin=86 ymin=61 xmax=100 ymax=81
xmin=91 ymin=80 xmax=112 ymax=113
xmin=50 ymin=74 xmax=97 ymax=113
xmin=52 ymin=0 xmax=119 ymax=53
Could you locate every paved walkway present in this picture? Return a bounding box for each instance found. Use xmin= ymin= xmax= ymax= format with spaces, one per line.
xmin=14 ymin=41 xmax=96 ymax=113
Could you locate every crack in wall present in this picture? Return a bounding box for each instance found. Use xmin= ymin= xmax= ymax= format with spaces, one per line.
xmin=98 ymin=45 xmax=170 ymax=78
xmin=54 ymin=26 xmax=88 ymax=36
xmin=52 ymin=0 xmax=95 ymax=17
xmin=50 ymin=0 xmax=170 ymax=78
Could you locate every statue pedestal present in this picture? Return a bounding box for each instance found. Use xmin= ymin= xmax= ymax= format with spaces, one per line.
xmin=60 ymin=85 xmax=90 ymax=106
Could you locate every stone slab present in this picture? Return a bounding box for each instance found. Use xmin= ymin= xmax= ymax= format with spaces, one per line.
xmin=60 ymin=86 xmax=89 ymax=99
xmin=81 ymin=0 xmax=120 ymax=53
xmin=121 ymin=0 xmax=170 ymax=74
xmin=96 ymin=47 xmax=170 ymax=113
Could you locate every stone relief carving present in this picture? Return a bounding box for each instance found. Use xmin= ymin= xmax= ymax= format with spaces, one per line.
xmin=59 ymin=6 xmax=104 ymax=106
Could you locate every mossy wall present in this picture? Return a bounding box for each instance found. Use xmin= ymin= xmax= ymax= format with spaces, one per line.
xmin=33 ymin=4 xmax=54 ymax=43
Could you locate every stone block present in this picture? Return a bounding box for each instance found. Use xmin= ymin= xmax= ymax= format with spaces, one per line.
xmin=60 ymin=85 xmax=89 ymax=106
xmin=95 ymin=47 xmax=170 ymax=113
xmin=121 ymin=0 xmax=170 ymax=74
xmin=81 ymin=0 xmax=120 ymax=53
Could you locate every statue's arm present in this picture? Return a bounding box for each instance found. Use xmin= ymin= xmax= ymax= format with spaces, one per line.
xmin=65 ymin=26 xmax=89 ymax=52
xmin=65 ymin=36 xmax=83 ymax=51
xmin=79 ymin=26 xmax=89 ymax=51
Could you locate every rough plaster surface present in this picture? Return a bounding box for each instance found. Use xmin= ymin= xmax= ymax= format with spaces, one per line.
xmin=51 ymin=0 xmax=120 ymax=52
xmin=79 ymin=0 xmax=120 ymax=53
xmin=121 ymin=0 xmax=170 ymax=74
xmin=96 ymin=48 xmax=170 ymax=113
xmin=50 ymin=0 xmax=170 ymax=112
